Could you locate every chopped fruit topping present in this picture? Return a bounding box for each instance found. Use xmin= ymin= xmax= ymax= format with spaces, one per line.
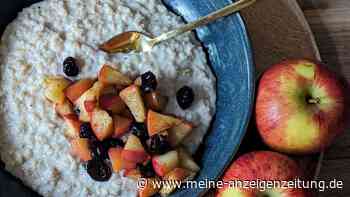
xmin=79 ymin=122 xmax=94 ymax=139
xmin=138 ymin=178 xmax=161 ymax=197
xmin=152 ymin=150 xmax=179 ymax=177
xmin=130 ymin=122 xmax=149 ymax=143
xmin=176 ymin=86 xmax=194 ymax=110
xmin=70 ymin=138 xmax=92 ymax=161
xmin=44 ymin=76 xmax=71 ymax=104
xmin=159 ymin=168 xmax=192 ymax=196
xmin=98 ymin=64 xmax=132 ymax=86
xmin=76 ymin=81 xmax=105 ymax=122
xmin=119 ymin=85 xmax=146 ymax=123
xmin=140 ymin=71 xmax=157 ymax=93
xmin=113 ymin=115 xmax=133 ymax=138
xmin=121 ymin=108 xmax=134 ymax=119
xmin=89 ymin=139 xmax=109 ymax=160
xmin=147 ymin=110 xmax=182 ymax=136
xmin=147 ymin=133 xmax=171 ymax=155
xmin=99 ymin=94 xmax=126 ymax=114
xmin=168 ymin=122 xmax=193 ymax=147
xmin=65 ymin=79 xmax=95 ymax=103
xmin=134 ymin=76 xmax=142 ymax=86
xmin=137 ymin=161 xmax=156 ymax=178
xmin=46 ymin=61 xmax=200 ymax=190
xmin=177 ymin=147 xmax=200 ymax=172
xmin=109 ymin=147 xmax=137 ymax=172
xmin=90 ymin=108 xmax=114 ymax=141
xmin=63 ymin=57 xmax=80 ymax=77
xmin=64 ymin=114 xmax=83 ymax=138
xmin=55 ymin=100 xmax=74 ymax=117
xmin=84 ymin=100 xmax=97 ymax=112
xmin=122 ymin=134 xmax=148 ymax=163
xmin=101 ymin=85 xmax=117 ymax=95
xmin=125 ymin=169 xmax=142 ymax=181
xmin=86 ymin=159 xmax=112 ymax=182
xmin=144 ymin=91 xmax=168 ymax=112
xmin=108 ymin=147 xmax=124 ymax=173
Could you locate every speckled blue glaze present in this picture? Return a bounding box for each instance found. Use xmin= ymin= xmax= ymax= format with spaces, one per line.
xmin=0 ymin=0 xmax=254 ymax=196
xmin=162 ymin=0 xmax=255 ymax=196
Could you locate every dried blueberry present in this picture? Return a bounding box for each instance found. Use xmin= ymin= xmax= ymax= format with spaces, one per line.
xmin=89 ymin=140 xmax=108 ymax=160
xmin=63 ymin=57 xmax=79 ymax=77
xmin=131 ymin=123 xmax=149 ymax=142
xmin=79 ymin=123 xmax=94 ymax=139
xmin=103 ymin=138 xmax=124 ymax=149
xmin=141 ymin=71 xmax=157 ymax=93
xmin=176 ymin=86 xmax=194 ymax=110
xmin=137 ymin=161 xmax=156 ymax=178
xmin=86 ymin=159 xmax=112 ymax=182
xmin=147 ymin=134 xmax=171 ymax=155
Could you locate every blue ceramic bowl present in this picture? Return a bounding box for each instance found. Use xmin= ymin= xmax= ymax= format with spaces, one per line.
xmin=163 ymin=0 xmax=255 ymax=196
xmin=0 ymin=0 xmax=255 ymax=196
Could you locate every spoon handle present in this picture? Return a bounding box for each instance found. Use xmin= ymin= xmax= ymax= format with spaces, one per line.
xmin=152 ymin=0 xmax=256 ymax=44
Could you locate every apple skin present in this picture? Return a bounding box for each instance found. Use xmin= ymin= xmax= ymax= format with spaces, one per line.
xmin=216 ymin=151 xmax=308 ymax=197
xmin=256 ymin=59 xmax=347 ymax=154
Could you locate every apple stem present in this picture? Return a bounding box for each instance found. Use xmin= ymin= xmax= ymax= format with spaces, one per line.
xmin=308 ymin=98 xmax=320 ymax=104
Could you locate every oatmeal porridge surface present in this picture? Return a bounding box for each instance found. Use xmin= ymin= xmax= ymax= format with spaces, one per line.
xmin=0 ymin=0 xmax=216 ymax=196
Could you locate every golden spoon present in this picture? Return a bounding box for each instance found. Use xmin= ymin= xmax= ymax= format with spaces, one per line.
xmin=99 ymin=0 xmax=256 ymax=54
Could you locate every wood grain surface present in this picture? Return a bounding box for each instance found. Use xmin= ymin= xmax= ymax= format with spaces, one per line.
xmin=300 ymin=0 xmax=350 ymax=196
xmin=239 ymin=0 xmax=350 ymax=196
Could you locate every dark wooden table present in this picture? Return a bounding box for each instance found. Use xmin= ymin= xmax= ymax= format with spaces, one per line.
xmin=239 ymin=0 xmax=349 ymax=196
xmin=300 ymin=1 xmax=350 ymax=196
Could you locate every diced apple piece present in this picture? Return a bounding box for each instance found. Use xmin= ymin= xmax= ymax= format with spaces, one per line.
xmin=125 ymin=169 xmax=142 ymax=181
xmin=139 ymin=178 xmax=161 ymax=197
xmin=84 ymin=100 xmax=97 ymax=113
xmin=65 ymin=79 xmax=95 ymax=103
xmin=159 ymin=168 xmax=192 ymax=197
xmin=99 ymin=94 xmax=126 ymax=114
xmin=134 ymin=76 xmax=142 ymax=86
xmin=108 ymin=147 xmax=137 ymax=172
xmin=76 ymin=81 xmax=104 ymax=122
xmin=98 ymin=64 xmax=132 ymax=86
xmin=147 ymin=110 xmax=182 ymax=136
xmin=70 ymin=138 xmax=92 ymax=161
xmin=144 ymin=91 xmax=168 ymax=112
xmin=44 ymin=76 xmax=71 ymax=104
xmin=113 ymin=115 xmax=133 ymax=138
xmin=122 ymin=134 xmax=148 ymax=163
xmin=63 ymin=114 xmax=83 ymax=138
xmin=101 ymin=85 xmax=117 ymax=95
xmin=121 ymin=108 xmax=134 ymax=119
xmin=152 ymin=150 xmax=179 ymax=177
xmin=90 ymin=108 xmax=114 ymax=141
xmin=168 ymin=122 xmax=193 ymax=147
xmin=109 ymin=147 xmax=123 ymax=172
xmin=55 ymin=100 xmax=74 ymax=117
xmin=119 ymin=85 xmax=146 ymax=123
xmin=177 ymin=147 xmax=200 ymax=172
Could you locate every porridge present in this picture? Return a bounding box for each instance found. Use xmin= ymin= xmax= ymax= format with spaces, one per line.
xmin=0 ymin=0 xmax=216 ymax=196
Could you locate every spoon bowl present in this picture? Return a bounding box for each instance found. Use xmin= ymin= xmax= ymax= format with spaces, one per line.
xmin=99 ymin=0 xmax=256 ymax=54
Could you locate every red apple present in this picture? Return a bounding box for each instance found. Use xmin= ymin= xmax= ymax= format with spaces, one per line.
xmin=217 ymin=151 xmax=307 ymax=197
xmin=256 ymin=59 xmax=347 ymax=154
